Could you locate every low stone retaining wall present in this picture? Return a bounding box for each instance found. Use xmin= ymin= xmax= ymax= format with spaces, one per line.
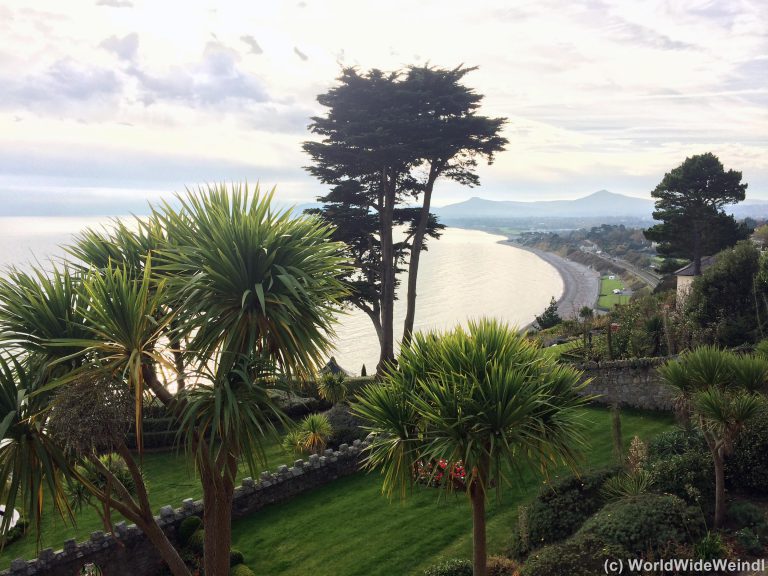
xmin=2 ymin=440 xmax=368 ymax=576
xmin=575 ymin=357 xmax=677 ymax=411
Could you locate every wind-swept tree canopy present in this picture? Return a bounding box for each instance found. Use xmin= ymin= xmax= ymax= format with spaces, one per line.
xmin=644 ymin=153 xmax=750 ymax=275
xmin=304 ymin=65 xmax=507 ymax=372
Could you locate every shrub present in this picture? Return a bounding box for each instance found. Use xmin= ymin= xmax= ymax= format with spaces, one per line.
xmin=520 ymin=533 xmax=629 ymax=576
xmin=647 ymin=429 xmax=706 ymax=460
xmin=508 ymin=468 xmax=615 ymax=558
xmin=487 ymin=556 xmax=518 ymax=576
xmin=317 ymin=372 xmax=347 ymax=404
xmin=324 ymin=404 xmax=367 ymax=448
xmin=423 ymin=558 xmax=473 ymax=576
xmin=735 ymin=528 xmax=764 ymax=556
xmin=0 ymin=517 xmax=28 ymax=546
xmin=230 ymin=549 xmax=245 ymax=567
xmin=728 ymin=408 xmax=768 ymax=494
xmin=646 ymin=449 xmax=714 ymax=508
xmin=578 ymin=494 xmax=705 ymax=555
xmin=230 ymin=565 xmax=256 ymax=576
xmin=283 ymin=413 xmax=334 ymax=455
xmin=178 ymin=515 xmax=202 ymax=546
xmin=186 ymin=529 xmax=205 ymax=555
xmin=728 ymin=501 xmax=766 ymax=530
xmin=694 ymin=531 xmax=727 ymax=560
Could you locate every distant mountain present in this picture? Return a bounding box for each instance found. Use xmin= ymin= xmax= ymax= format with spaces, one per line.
xmin=434 ymin=190 xmax=654 ymax=220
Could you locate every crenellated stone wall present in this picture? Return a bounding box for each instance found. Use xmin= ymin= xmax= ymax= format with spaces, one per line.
xmin=1 ymin=440 xmax=368 ymax=576
xmin=575 ymin=357 xmax=676 ymax=411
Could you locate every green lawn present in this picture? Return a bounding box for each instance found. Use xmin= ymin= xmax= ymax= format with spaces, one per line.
xmin=230 ymin=406 xmax=674 ymax=576
xmin=2 ymin=407 xmax=674 ymax=573
xmin=541 ymin=338 xmax=583 ymax=359
xmin=0 ymin=440 xmax=290 ymax=567
xmin=597 ymin=275 xmax=630 ymax=309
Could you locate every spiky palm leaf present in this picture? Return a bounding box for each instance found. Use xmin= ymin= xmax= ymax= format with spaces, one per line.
xmin=154 ymin=183 xmax=350 ymax=379
xmin=694 ymin=387 xmax=763 ymax=450
xmin=681 ymin=346 xmax=735 ymax=390
xmin=50 ymin=258 xmax=174 ymax=451
xmin=730 ymin=355 xmax=768 ymax=393
xmin=0 ymin=266 xmax=89 ymax=364
xmin=0 ymin=355 xmax=73 ymax=539
xmin=175 ymin=355 xmax=287 ymax=481
xmin=354 ymin=318 xmax=590 ymax=499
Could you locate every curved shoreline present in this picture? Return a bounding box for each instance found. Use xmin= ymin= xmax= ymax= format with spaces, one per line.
xmin=502 ymin=242 xmax=600 ymax=322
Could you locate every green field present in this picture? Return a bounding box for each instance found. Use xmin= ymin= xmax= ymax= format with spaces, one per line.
xmin=230 ymin=407 xmax=673 ymax=575
xmin=597 ymin=275 xmax=630 ymax=309
xmin=2 ymin=407 xmax=673 ymax=573
xmin=0 ymin=441 xmax=289 ymax=567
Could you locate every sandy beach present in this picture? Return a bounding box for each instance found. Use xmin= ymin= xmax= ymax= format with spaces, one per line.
xmin=505 ymin=243 xmax=600 ymax=320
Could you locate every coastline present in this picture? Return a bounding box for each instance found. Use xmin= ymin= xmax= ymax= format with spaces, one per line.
xmin=502 ymin=241 xmax=600 ymax=323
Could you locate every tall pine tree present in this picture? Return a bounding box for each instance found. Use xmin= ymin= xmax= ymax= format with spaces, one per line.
xmin=304 ymin=65 xmax=506 ymax=372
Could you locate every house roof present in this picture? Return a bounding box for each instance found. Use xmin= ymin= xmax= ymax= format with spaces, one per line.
xmin=675 ymin=255 xmax=718 ymax=276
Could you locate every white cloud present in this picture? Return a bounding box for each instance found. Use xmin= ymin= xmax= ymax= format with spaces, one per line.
xmin=0 ymin=0 xmax=765 ymax=214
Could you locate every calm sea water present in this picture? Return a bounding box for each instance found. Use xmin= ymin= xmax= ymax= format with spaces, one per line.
xmin=0 ymin=217 xmax=563 ymax=374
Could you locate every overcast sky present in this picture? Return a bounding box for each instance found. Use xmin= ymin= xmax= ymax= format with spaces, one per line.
xmin=0 ymin=0 xmax=766 ymax=215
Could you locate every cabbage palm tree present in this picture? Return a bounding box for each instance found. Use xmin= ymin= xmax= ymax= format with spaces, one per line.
xmin=155 ymin=184 xmax=349 ymax=576
xmin=0 ymin=265 xmax=192 ymax=575
xmin=659 ymin=347 xmax=766 ymax=527
xmin=353 ymin=319 xmax=590 ymax=576
xmin=0 ymin=354 xmax=72 ymax=538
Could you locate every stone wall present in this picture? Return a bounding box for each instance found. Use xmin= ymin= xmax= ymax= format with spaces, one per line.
xmin=575 ymin=357 xmax=676 ymax=411
xmin=1 ymin=440 xmax=368 ymax=576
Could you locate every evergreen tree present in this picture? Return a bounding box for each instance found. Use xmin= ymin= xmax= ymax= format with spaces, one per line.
xmin=536 ymin=297 xmax=562 ymax=329
xmin=644 ymin=153 xmax=750 ymax=275
xmin=304 ymin=66 xmax=507 ymax=372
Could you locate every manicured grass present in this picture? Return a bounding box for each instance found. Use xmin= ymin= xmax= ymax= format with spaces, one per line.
xmin=0 ymin=440 xmax=289 ymax=567
xmin=541 ymin=338 xmax=583 ymax=359
xmin=597 ymin=275 xmax=629 ymax=309
xmin=2 ymin=407 xmax=673 ymax=572
xmin=230 ymin=406 xmax=674 ymax=576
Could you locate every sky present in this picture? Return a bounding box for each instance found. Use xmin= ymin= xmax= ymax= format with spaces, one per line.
xmin=0 ymin=0 xmax=766 ymax=215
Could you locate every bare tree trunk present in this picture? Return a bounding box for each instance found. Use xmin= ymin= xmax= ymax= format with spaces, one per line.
xmin=85 ymin=448 xmax=192 ymax=576
xmin=470 ymin=480 xmax=487 ymax=576
xmin=377 ymin=168 xmax=396 ymax=374
xmin=200 ymin=448 xmax=238 ymax=576
xmin=402 ymin=165 xmax=439 ymax=348
xmin=712 ymin=448 xmax=726 ymax=529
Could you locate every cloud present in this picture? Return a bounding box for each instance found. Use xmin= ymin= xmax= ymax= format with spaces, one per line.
xmin=240 ymin=35 xmax=263 ymax=55
xmin=130 ymin=42 xmax=269 ymax=108
xmin=605 ymin=18 xmax=693 ymax=51
xmin=99 ymin=33 xmax=139 ymax=62
xmin=293 ymin=47 xmax=308 ymax=61
xmin=96 ymin=0 xmax=133 ymax=7
xmin=3 ymin=58 xmax=121 ymax=110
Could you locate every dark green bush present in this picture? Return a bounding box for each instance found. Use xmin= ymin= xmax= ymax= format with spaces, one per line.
xmin=508 ymin=468 xmax=615 ymax=558
xmin=735 ymin=528 xmax=764 ymax=555
xmin=230 ymin=549 xmax=245 ymax=567
xmin=324 ymin=403 xmax=367 ymax=448
xmin=230 ymin=564 xmax=256 ymax=576
xmin=728 ymin=501 xmax=766 ymax=530
xmin=647 ymin=428 xmax=706 ymax=460
xmin=728 ymin=408 xmax=768 ymax=494
xmin=646 ymin=449 xmax=714 ymax=508
xmin=187 ymin=529 xmax=205 ymax=555
xmin=423 ymin=558 xmax=473 ymax=576
xmin=578 ymin=494 xmax=705 ymax=555
xmin=0 ymin=518 xmax=28 ymax=546
xmin=178 ymin=515 xmax=202 ymax=546
xmin=520 ymin=533 xmax=629 ymax=576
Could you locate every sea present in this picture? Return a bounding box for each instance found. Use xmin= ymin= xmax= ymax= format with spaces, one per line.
xmin=0 ymin=217 xmax=563 ymax=374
